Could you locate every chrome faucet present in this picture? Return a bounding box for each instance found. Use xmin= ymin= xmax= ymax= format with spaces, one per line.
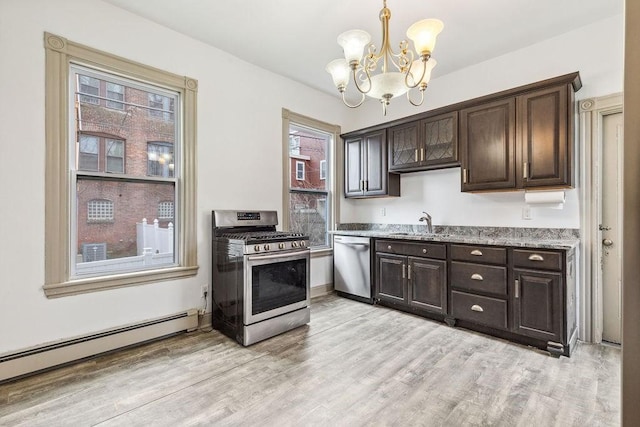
xmin=418 ymin=211 xmax=433 ymax=233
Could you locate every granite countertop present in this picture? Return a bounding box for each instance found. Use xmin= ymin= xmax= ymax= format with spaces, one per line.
xmin=330 ymin=225 xmax=579 ymax=250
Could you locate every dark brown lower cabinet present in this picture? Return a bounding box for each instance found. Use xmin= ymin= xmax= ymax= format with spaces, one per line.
xmin=376 ymin=241 xmax=447 ymax=316
xmin=513 ymin=269 xmax=563 ymax=343
xmin=373 ymin=240 xmax=576 ymax=357
xmin=377 ymin=254 xmax=407 ymax=304
xmin=409 ymin=257 xmax=447 ymax=313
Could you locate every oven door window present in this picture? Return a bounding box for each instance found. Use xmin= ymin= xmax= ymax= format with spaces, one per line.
xmin=251 ymin=258 xmax=307 ymax=315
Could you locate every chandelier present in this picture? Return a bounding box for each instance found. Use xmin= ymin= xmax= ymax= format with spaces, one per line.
xmin=326 ymin=0 xmax=443 ymax=115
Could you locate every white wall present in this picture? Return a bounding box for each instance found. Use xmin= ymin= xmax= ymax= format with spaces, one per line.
xmin=0 ymin=0 xmax=345 ymax=354
xmin=340 ymin=14 xmax=624 ymax=229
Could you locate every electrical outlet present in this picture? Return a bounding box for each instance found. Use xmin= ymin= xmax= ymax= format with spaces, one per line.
xmin=522 ymin=206 xmax=532 ymax=220
xmin=380 ymin=207 xmax=386 ymax=216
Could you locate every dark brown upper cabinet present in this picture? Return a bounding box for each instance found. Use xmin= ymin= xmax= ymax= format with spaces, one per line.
xmin=389 ymin=111 xmax=459 ymax=173
xmin=344 ymin=129 xmax=400 ymax=198
xmin=517 ymin=85 xmax=571 ymax=188
xmin=459 ymin=73 xmax=580 ymax=192
xmin=460 ymin=98 xmax=516 ymax=191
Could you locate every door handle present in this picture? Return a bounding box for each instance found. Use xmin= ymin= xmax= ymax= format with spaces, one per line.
xmin=408 ymin=265 xmax=412 ymax=280
xmin=515 ymin=279 xmax=520 ymax=298
xmin=523 ymin=162 xmax=529 ymax=179
xmin=415 ymin=149 xmax=418 ymax=162
xmin=402 ymin=264 xmax=406 ymax=279
xmin=470 ymin=249 xmax=483 ymax=256
xmin=471 ymin=304 xmax=484 ymax=312
xmin=471 ymin=273 xmax=483 ymax=281
xmin=528 ymin=254 xmax=544 ymax=261
xmin=420 ymin=148 xmax=425 ymax=161
xmin=463 ymin=168 xmax=468 ymax=184
xmin=603 ymin=238 xmax=613 ymax=247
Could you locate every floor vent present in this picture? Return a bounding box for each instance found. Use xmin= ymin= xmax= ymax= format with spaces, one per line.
xmin=0 ymin=309 xmax=198 ymax=383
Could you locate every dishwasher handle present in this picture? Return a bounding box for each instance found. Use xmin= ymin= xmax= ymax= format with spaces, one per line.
xmin=334 ymin=237 xmax=370 ymax=248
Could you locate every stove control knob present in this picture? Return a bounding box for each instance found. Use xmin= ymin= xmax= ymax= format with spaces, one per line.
xmin=292 ymin=242 xmax=299 ymax=248
xmin=300 ymin=241 xmax=306 ymax=247
xmin=264 ymin=244 xmax=270 ymax=251
xmin=254 ymin=245 xmax=260 ymax=252
xmin=279 ymin=243 xmax=285 ymax=249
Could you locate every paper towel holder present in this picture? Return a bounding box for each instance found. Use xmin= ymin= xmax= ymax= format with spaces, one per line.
xmin=524 ymin=190 xmax=566 ymax=209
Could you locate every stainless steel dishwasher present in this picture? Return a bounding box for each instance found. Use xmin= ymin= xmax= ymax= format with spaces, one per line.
xmin=333 ymin=235 xmax=372 ymax=303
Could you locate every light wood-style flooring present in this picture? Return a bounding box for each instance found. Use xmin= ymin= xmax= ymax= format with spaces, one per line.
xmin=0 ymin=294 xmax=620 ymax=426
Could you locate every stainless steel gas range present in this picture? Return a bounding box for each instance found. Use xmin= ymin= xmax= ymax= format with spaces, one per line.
xmin=211 ymin=210 xmax=310 ymax=345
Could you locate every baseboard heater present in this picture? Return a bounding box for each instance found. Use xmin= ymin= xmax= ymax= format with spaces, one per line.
xmin=0 ymin=309 xmax=198 ymax=384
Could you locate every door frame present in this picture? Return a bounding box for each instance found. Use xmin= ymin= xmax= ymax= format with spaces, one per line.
xmin=578 ymin=93 xmax=623 ymax=343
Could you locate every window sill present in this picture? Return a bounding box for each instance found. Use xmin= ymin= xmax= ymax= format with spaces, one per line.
xmin=43 ymin=265 xmax=199 ymax=298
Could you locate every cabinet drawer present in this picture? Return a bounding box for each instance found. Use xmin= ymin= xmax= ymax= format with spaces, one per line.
xmin=451 ymin=245 xmax=506 ymax=264
xmin=451 ymin=290 xmax=508 ymax=330
xmin=376 ymin=240 xmax=446 ymax=260
xmin=451 ymin=262 xmax=507 ymax=295
xmin=513 ymin=249 xmax=562 ymax=271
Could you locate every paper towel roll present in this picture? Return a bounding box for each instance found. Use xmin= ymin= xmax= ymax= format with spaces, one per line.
xmin=524 ymin=190 xmax=565 ymax=209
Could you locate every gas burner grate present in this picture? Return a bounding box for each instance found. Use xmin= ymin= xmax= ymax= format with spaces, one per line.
xmin=220 ymin=231 xmax=306 ymax=241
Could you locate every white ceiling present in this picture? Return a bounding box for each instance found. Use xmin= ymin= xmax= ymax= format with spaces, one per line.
xmin=102 ymin=0 xmax=622 ymax=98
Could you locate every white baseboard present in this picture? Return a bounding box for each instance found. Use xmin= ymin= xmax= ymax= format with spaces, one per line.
xmin=311 ymin=283 xmax=334 ymax=298
xmin=0 ymin=309 xmax=198 ymax=383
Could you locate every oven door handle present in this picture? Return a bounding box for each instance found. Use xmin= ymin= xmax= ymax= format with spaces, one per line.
xmin=247 ymin=251 xmax=308 ymax=261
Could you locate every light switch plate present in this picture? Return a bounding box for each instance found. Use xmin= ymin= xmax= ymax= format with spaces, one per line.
xmin=522 ymin=206 xmax=532 ymax=220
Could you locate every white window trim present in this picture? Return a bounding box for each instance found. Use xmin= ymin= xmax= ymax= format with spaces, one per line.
xmin=43 ymin=32 xmax=198 ymax=298
xmin=295 ymin=161 xmax=305 ymax=181
xmin=281 ymin=109 xmax=340 ymax=249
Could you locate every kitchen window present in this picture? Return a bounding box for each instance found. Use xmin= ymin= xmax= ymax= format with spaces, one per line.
xmin=44 ymin=32 xmax=198 ymax=297
xmin=282 ymin=110 xmax=340 ymax=249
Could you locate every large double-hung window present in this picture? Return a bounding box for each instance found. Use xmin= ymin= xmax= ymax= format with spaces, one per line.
xmin=44 ymin=33 xmax=198 ymax=297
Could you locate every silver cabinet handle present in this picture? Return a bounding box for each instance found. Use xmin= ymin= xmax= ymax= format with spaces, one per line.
xmin=523 ymin=162 xmax=529 ymax=179
xmin=515 ymin=279 xmax=520 ymax=298
xmin=463 ymin=168 xmax=468 ymax=184
xmin=387 ymin=245 xmax=392 ymax=250
xmin=528 ymin=254 xmax=544 ymax=261
xmin=402 ymin=264 xmax=406 ymax=279
xmin=471 ymin=304 xmax=484 ymax=312
xmin=470 ymin=249 xmax=483 ymax=256
xmin=415 ymin=149 xmax=418 ymax=162
xmin=422 ymin=248 xmax=427 ymax=254
xmin=364 ymin=180 xmax=368 ymax=191
xmin=471 ymin=273 xmax=483 ymax=281
xmin=408 ymin=265 xmax=412 ymax=280
xmin=420 ymin=148 xmax=425 ymax=161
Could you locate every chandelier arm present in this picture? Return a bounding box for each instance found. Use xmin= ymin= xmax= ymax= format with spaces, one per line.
xmin=404 ymin=57 xmax=428 ymax=89
xmin=341 ymin=91 xmax=367 ymax=108
xmin=406 ymin=87 xmax=425 ymax=107
xmin=390 ymin=48 xmax=413 ymax=72
xmin=352 ymin=66 xmax=372 ymax=94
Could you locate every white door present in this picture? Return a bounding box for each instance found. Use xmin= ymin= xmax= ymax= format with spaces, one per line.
xmin=601 ymin=112 xmax=623 ymax=344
